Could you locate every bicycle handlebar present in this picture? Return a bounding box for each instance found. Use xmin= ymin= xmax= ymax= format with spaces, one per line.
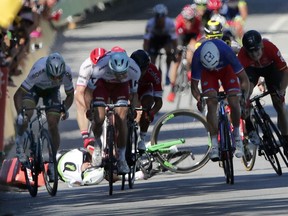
xmin=249 ymin=91 xmax=270 ymax=103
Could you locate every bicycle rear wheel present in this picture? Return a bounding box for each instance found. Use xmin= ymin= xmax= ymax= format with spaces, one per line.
xmin=151 ymin=109 xmax=210 ymax=173
xmin=40 ymin=129 xmax=58 ymax=196
xmin=175 ymin=63 xmax=190 ymax=109
xmin=123 ymin=123 xmax=138 ymax=189
xmin=23 ymin=131 xmax=38 ymax=197
xmin=106 ymin=125 xmax=115 ymax=195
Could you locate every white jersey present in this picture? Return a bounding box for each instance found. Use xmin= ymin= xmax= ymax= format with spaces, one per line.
xmin=76 ymin=57 xmax=93 ymax=87
xmin=143 ymin=17 xmax=177 ymax=40
xmin=88 ymin=55 xmax=141 ymax=93
xmin=21 ymin=57 xmax=74 ymax=91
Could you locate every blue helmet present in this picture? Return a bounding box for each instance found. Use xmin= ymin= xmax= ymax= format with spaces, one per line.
xmin=46 ymin=52 xmax=65 ymax=80
xmin=108 ymin=52 xmax=130 ymax=74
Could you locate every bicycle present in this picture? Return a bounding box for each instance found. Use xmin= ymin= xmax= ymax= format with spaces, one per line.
xmin=249 ymin=91 xmax=288 ymax=176
xmin=203 ymin=92 xmax=242 ymax=184
xmin=21 ymin=105 xmax=59 ymax=197
xmin=92 ymin=102 xmax=129 ymax=195
xmin=150 ymin=109 xmax=211 ymax=173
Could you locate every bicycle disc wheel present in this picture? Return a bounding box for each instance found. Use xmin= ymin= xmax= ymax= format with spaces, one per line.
xmin=242 ymin=139 xmax=257 ymax=171
xmin=151 ymin=109 xmax=210 ymax=173
xmin=41 ymin=129 xmax=58 ymax=196
xmin=23 ymin=132 xmax=38 ymax=197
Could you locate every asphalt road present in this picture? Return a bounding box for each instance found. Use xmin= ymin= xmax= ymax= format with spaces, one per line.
xmin=2 ymin=0 xmax=288 ymax=215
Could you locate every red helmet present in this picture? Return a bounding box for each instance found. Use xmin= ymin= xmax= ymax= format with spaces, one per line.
xmin=90 ymin=48 xmax=106 ymax=64
xmin=181 ymin=4 xmax=196 ymax=21
xmin=111 ymin=46 xmax=126 ymax=52
xmin=207 ymin=0 xmax=222 ymax=10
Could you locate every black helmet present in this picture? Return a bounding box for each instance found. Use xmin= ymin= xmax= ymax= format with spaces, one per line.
xmin=242 ymin=30 xmax=262 ymax=51
xmin=130 ymin=49 xmax=151 ymax=69
xmin=204 ymin=19 xmax=223 ymax=39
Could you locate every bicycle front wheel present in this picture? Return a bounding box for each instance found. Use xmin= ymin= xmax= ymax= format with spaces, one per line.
xmin=23 ymin=131 xmax=38 ymax=197
xmin=242 ymin=139 xmax=257 ymax=171
xmin=40 ymin=129 xmax=58 ymax=196
xmin=151 ymin=109 xmax=211 ymax=173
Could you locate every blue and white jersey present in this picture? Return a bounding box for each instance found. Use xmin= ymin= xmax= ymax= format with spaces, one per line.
xmin=191 ymin=39 xmax=243 ymax=81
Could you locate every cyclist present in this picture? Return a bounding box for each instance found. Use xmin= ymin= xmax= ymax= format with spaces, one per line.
xmin=238 ymin=30 xmax=288 ymax=145
xmin=196 ymin=19 xmax=241 ymax=53
xmin=13 ymin=52 xmax=74 ymax=167
xmin=190 ymin=39 xmax=250 ymax=161
xmin=75 ymin=47 xmax=107 ymax=150
xmin=167 ymin=4 xmax=203 ymax=102
xmin=75 ymin=46 xmax=126 ymax=151
xmin=130 ymin=49 xmax=163 ymax=153
xmin=143 ymin=3 xmax=177 ymax=85
xmin=86 ymin=51 xmax=141 ymax=174
xmin=220 ymin=0 xmax=248 ymax=39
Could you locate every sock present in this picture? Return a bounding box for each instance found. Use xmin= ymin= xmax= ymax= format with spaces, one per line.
xmin=211 ymin=135 xmax=218 ymax=147
xmin=140 ymin=132 xmax=146 ymax=141
xmin=233 ymin=127 xmax=240 ymax=137
xmin=118 ymin=147 xmax=126 ymax=161
xmin=81 ymin=130 xmax=89 ymax=140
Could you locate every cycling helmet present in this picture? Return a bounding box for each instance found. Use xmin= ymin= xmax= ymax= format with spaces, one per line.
xmin=204 ymin=19 xmax=223 ymax=39
xmin=108 ymin=52 xmax=130 ymax=74
xmin=181 ymin=4 xmax=196 ymax=21
xmin=153 ymin=4 xmax=168 ymax=18
xmin=130 ymin=49 xmax=151 ymax=69
xmin=200 ymin=41 xmax=220 ymax=69
xmin=90 ymin=47 xmax=106 ymax=64
xmin=207 ymin=0 xmax=222 ymax=10
xmin=111 ymin=46 xmax=126 ymax=52
xmin=242 ymin=30 xmax=262 ymax=52
xmin=46 ymin=52 xmax=66 ymax=80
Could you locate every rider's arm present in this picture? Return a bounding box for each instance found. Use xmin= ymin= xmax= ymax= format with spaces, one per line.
xmin=13 ymin=86 xmax=28 ymax=114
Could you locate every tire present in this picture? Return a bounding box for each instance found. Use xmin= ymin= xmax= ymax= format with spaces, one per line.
xmin=123 ymin=123 xmax=138 ymax=189
xmin=107 ymin=125 xmax=115 ymax=196
xmin=23 ymin=131 xmax=38 ymax=197
xmin=40 ymin=129 xmax=58 ymax=196
xmin=220 ymin=119 xmax=234 ymax=185
xmin=242 ymin=139 xmax=257 ymax=171
xmin=150 ymin=109 xmax=210 ymax=173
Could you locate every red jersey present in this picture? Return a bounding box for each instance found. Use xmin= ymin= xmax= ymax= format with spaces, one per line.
xmin=138 ymin=63 xmax=163 ymax=98
xmin=175 ymin=14 xmax=202 ymax=37
xmin=238 ymin=39 xmax=287 ymax=72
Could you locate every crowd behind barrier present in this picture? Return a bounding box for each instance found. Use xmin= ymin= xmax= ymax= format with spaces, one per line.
xmin=0 ymin=0 xmax=121 ymax=165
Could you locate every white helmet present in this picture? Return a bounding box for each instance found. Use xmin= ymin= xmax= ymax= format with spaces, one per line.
xmin=82 ymin=167 xmax=104 ymax=185
xmin=153 ymin=4 xmax=168 ymax=17
xmin=108 ymin=52 xmax=130 ymax=75
xmin=200 ymin=41 xmax=220 ymax=69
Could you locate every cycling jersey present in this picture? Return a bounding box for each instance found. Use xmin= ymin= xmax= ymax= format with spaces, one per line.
xmin=143 ymin=17 xmax=177 ymax=40
xmin=175 ymin=14 xmax=202 ymax=37
xmin=138 ymin=63 xmax=163 ymax=99
xmin=192 ymin=39 xmax=243 ymax=81
xmin=88 ymin=55 xmax=141 ymax=93
xmin=238 ymin=39 xmax=287 ymax=72
xmin=21 ymin=56 xmax=73 ymax=92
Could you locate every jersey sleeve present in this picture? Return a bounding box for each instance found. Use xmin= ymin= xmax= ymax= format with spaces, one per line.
xmin=222 ymin=43 xmax=243 ymax=74
xmin=191 ymin=48 xmax=203 ymax=80
xmin=77 ymin=58 xmax=93 ymax=87
xmin=265 ymin=39 xmax=287 ymax=71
